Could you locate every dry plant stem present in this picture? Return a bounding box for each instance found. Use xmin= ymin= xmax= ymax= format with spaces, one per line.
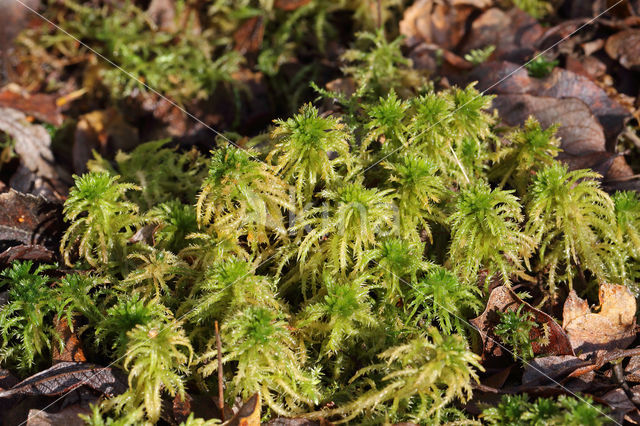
xmin=215 ymin=320 xmax=224 ymax=422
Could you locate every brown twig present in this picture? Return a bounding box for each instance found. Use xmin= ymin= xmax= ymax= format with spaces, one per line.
xmin=214 ymin=320 xmax=224 ymax=422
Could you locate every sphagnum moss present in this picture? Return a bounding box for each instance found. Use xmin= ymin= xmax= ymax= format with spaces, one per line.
xmin=44 ymin=31 xmax=626 ymax=423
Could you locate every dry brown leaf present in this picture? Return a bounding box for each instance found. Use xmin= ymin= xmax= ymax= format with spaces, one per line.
xmin=226 ymin=393 xmax=260 ymax=426
xmin=26 ymin=405 xmax=91 ymax=426
xmin=605 ymin=29 xmax=640 ymax=70
xmin=460 ymin=8 xmax=542 ymax=62
xmin=52 ymin=316 xmax=86 ymax=363
xmin=234 ymin=16 xmax=265 ymax=55
xmin=563 ymin=283 xmax=637 ymax=356
xmin=470 ymin=286 xmax=574 ymax=368
xmin=470 ymin=62 xmax=631 ymax=147
xmin=0 ymin=86 xmax=62 ymax=126
xmin=400 ymin=0 xmax=476 ymax=50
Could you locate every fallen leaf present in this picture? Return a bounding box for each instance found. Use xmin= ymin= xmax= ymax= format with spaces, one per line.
xmin=0 ymin=189 xmax=63 ymax=249
xmin=563 ymin=283 xmax=637 ymax=356
xmin=0 ymin=244 xmax=55 ymax=264
xmin=469 ymin=61 xmax=631 ymax=148
xmin=234 ymin=16 xmax=265 ymax=56
xmin=26 ymin=405 xmax=91 ymax=426
xmin=522 ymin=355 xmax=587 ymax=386
xmin=0 ymin=362 xmax=127 ymax=399
xmin=460 ymin=8 xmax=542 ymax=63
xmin=0 ymin=86 xmax=62 ymax=126
xmin=274 ymin=0 xmax=313 ymax=11
xmin=0 ymin=369 xmax=19 ymax=391
xmin=0 ymin=107 xmax=66 ymax=183
xmin=470 ymin=286 xmax=574 ymax=368
xmin=400 ymin=0 xmax=476 ymax=50
xmin=173 ymin=393 xmax=192 ymax=423
xmin=226 ymin=393 xmax=261 ymax=426
xmin=605 ymin=29 xmax=640 ymax=70
xmin=52 ymin=316 xmax=86 ymax=363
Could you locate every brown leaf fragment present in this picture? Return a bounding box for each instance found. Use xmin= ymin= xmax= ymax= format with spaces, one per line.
xmin=627 ymin=356 xmax=640 ymax=382
xmin=470 ymin=62 xmax=631 ymax=148
xmin=0 ymin=87 xmax=62 ymax=126
xmin=470 ymin=286 xmax=574 ymax=368
xmin=0 ymin=362 xmax=127 ymax=399
xmin=0 ymin=189 xmax=62 ymax=249
xmin=26 ymin=405 xmax=91 ymax=426
xmin=225 ymin=393 xmax=260 ymax=426
xmin=400 ymin=0 xmax=476 ymax=50
xmin=563 ymin=283 xmax=637 ymax=356
xmin=0 ymin=244 xmax=54 ymax=264
xmin=605 ymin=29 xmax=640 ymax=70
xmin=274 ymin=0 xmax=312 ymax=11
xmin=522 ymin=356 xmax=588 ymax=386
xmin=460 ymin=8 xmax=543 ymax=62
xmin=0 ymin=369 xmax=19 ymax=390
xmin=233 ymin=16 xmax=265 ymax=55
xmin=52 ymin=316 xmax=86 ymax=363
xmin=173 ymin=393 xmax=192 ymax=423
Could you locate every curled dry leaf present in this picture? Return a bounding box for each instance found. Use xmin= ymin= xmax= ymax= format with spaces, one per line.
xmin=400 ymin=0 xmax=477 ymax=50
xmin=605 ymin=29 xmax=640 ymax=70
xmin=563 ymin=283 xmax=637 ymax=356
xmin=470 ymin=286 xmax=574 ymax=368
xmin=0 ymin=362 xmax=127 ymax=399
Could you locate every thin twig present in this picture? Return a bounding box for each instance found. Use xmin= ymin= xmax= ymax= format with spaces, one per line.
xmin=215 ymin=320 xmax=225 ymax=422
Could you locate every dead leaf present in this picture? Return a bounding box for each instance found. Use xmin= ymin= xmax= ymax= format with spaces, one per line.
xmin=521 ymin=355 xmax=596 ymax=392
xmin=400 ymin=0 xmax=476 ymax=50
xmin=226 ymin=393 xmax=261 ymax=426
xmin=0 ymin=107 xmax=66 ymax=184
xmin=26 ymin=405 xmax=91 ymax=426
xmin=52 ymin=316 xmax=86 ymax=363
xmin=460 ymin=8 xmax=542 ymax=62
xmin=274 ymin=0 xmax=312 ymax=11
xmin=234 ymin=17 xmax=265 ymax=56
xmin=470 ymin=62 xmax=631 ymax=148
xmin=0 ymin=369 xmax=18 ymax=391
xmin=0 ymin=86 xmax=62 ymax=126
xmin=605 ymin=29 xmax=640 ymax=70
xmin=0 ymin=189 xmax=62 ymax=249
xmin=0 ymin=362 xmax=127 ymax=399
xmin=563 ymin=283 xmax=637 ymax=356
xmin=0 ymin=244 xmax=55 ymax=264
xmin=470 ymin=286 xmax=574 ymax=368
